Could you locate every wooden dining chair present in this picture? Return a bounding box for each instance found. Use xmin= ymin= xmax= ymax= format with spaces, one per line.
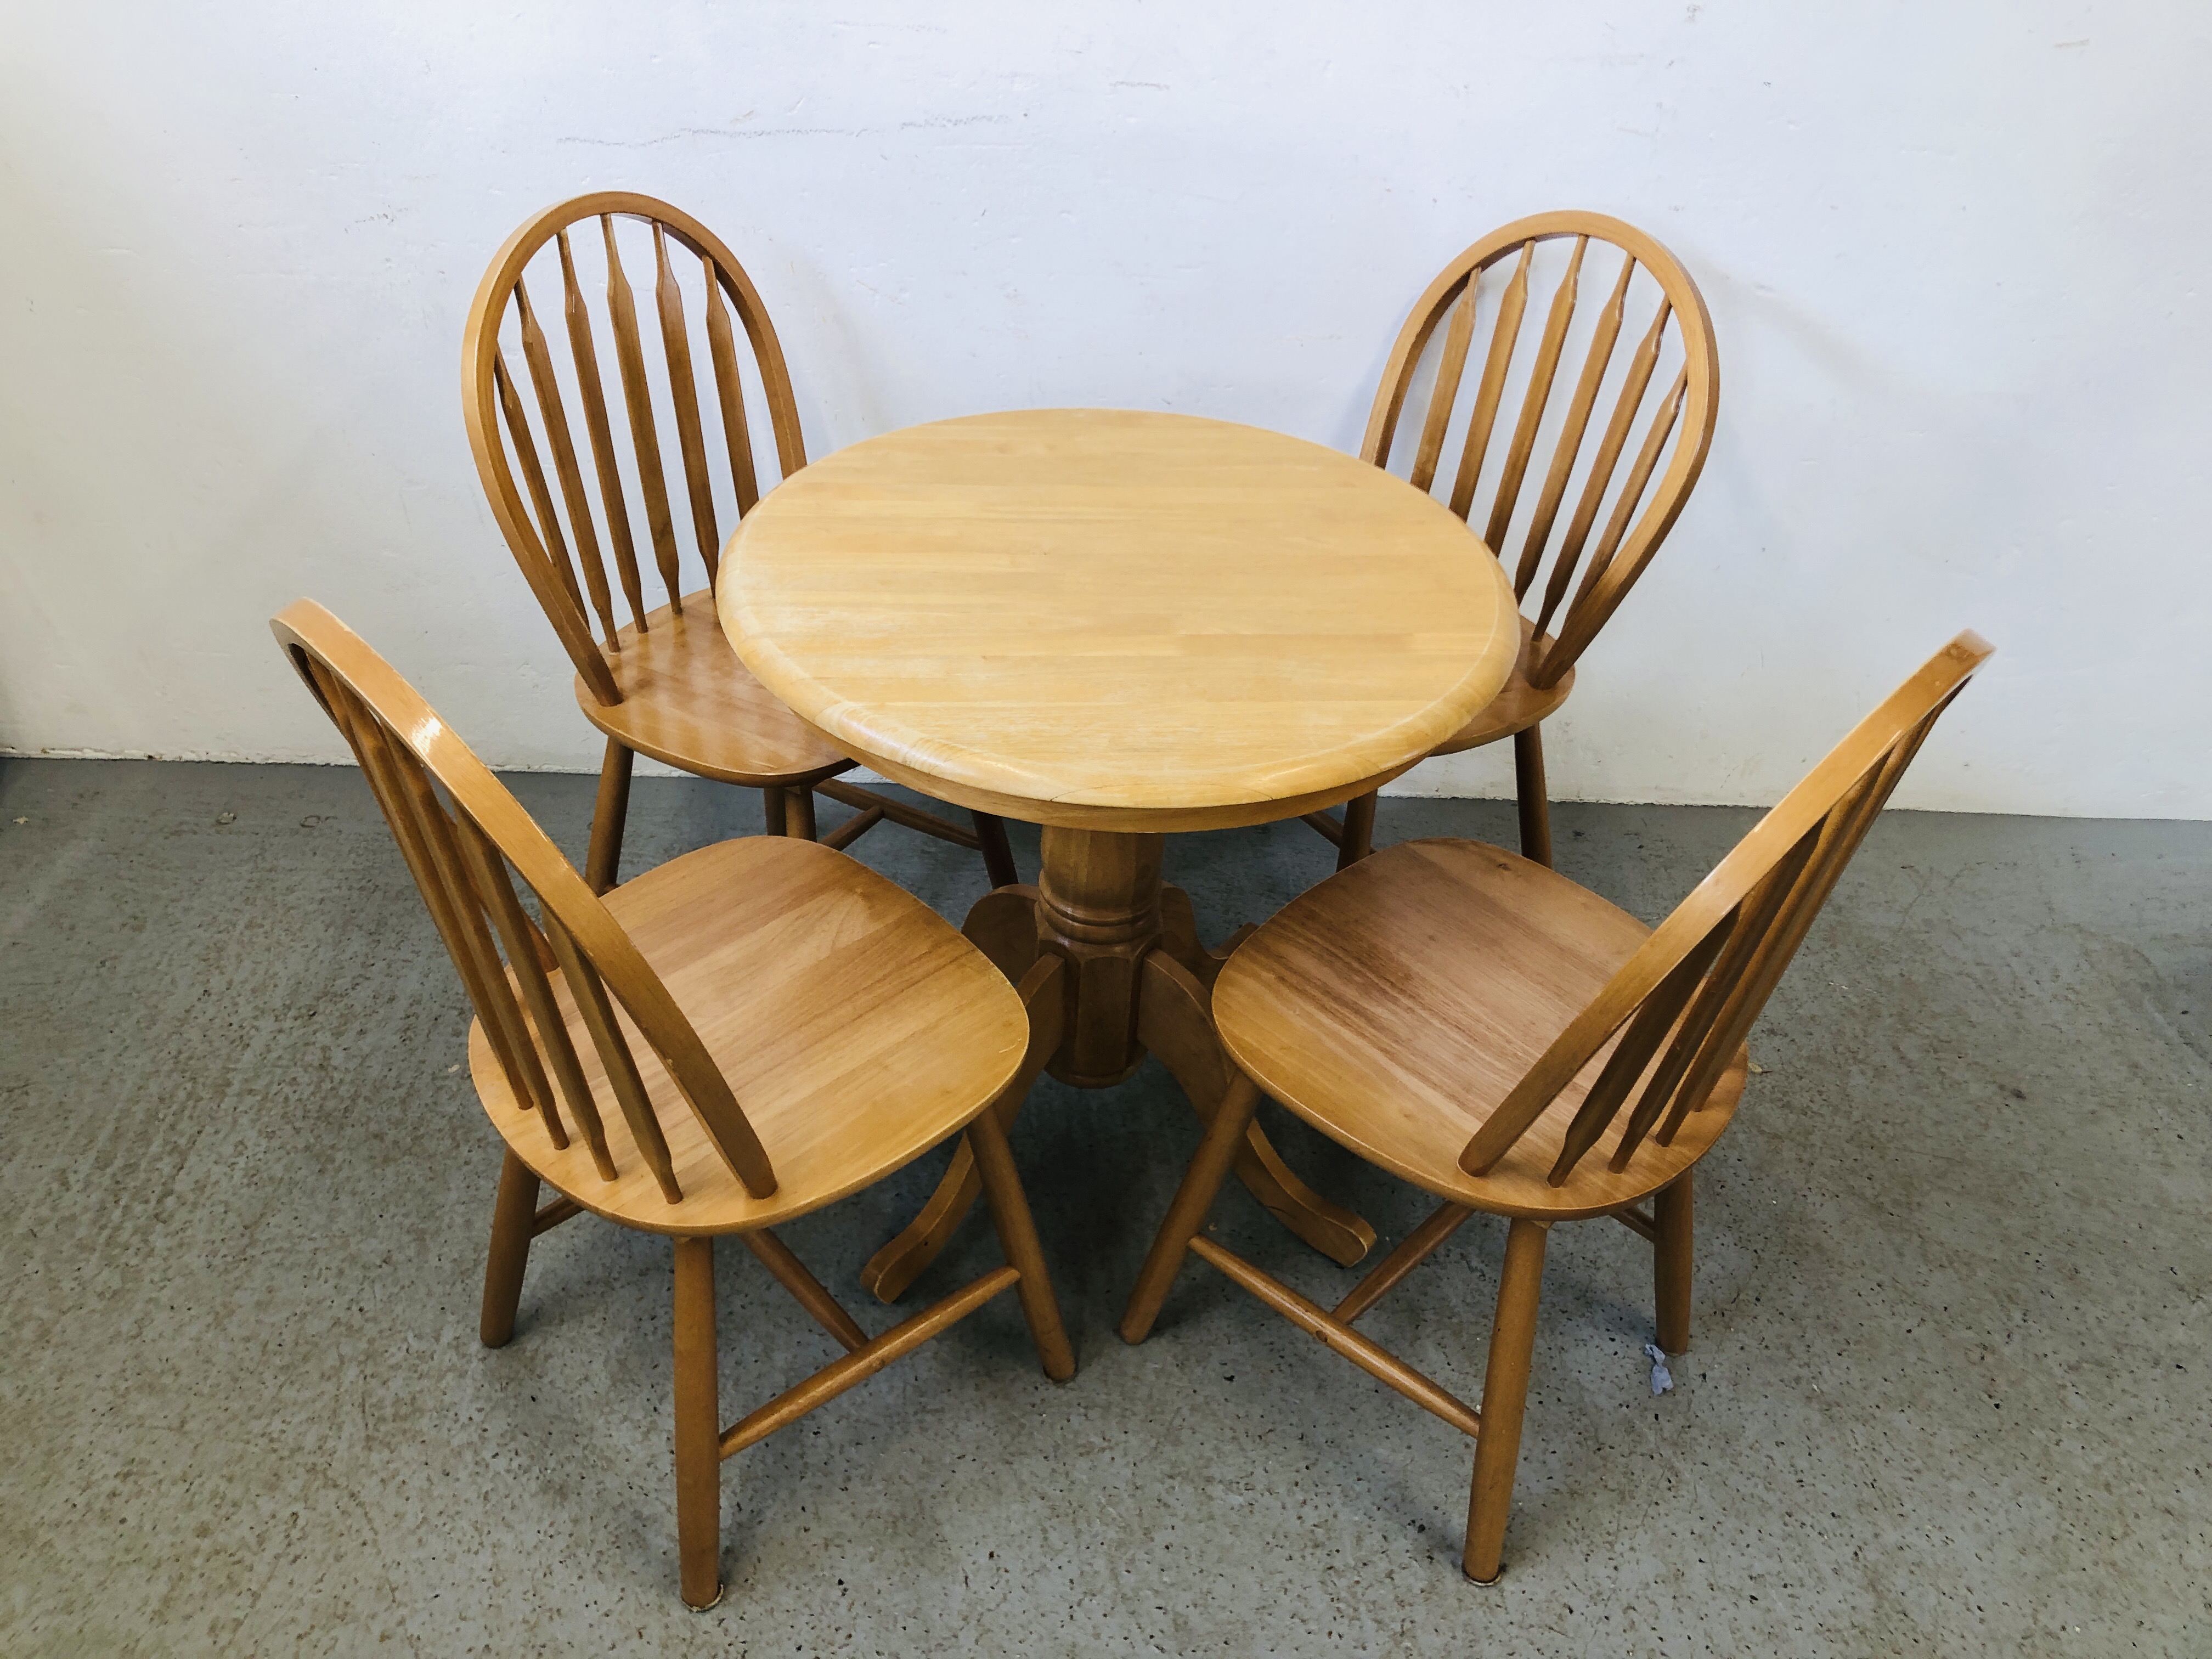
xmin=1305 ymin=211 xmax=1720 ymax=871
xmin=271 ymin=599 xmax=1073 ymax=1609
xmin=463 ymin=192 xmax=1019 ymax=894
xmin=1126 ymin=633 xmax=1992 ymax=1582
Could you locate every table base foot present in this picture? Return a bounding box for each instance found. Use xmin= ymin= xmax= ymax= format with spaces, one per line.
xmin=961 ymin=884 xmax=1044 ymax=982
xmin=1136 ymin=951 xmax=1375 ymax=1267
xmin=1159 ymin=885 xmax=1256 ymax=991
xmin=862 ymin=955 xmax=1067 ymax=1305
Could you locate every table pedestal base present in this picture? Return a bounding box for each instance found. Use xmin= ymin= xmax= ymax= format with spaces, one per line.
xmin=1036 ymin=827 xmax=1161 ymax=1087
xmin=861 ymin=827 xmax=1376 ymax=1305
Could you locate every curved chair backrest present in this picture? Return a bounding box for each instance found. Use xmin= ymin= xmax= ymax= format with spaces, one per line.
xmin=462 ymin=193 xmax=808 ymax=706
xmin=1363 ymin=212 xmax=1720 ymax=689
xmin=1461 ymin=631 xmax=1993 ymax=1187
xmin=272 ymin=599 xmax=777 ymax=1203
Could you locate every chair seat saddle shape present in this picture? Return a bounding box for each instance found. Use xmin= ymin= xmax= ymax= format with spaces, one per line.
xmin=464 ymin=191 xmax=1018 ymax=891
xmin=272 ymin=600 xmax=1072 ymax=1610
xmin=1124 ymin=632 xmax=1993 ymax=1585
xmin=471 ymin=832 xmax=1028 ymax=1231
xmin=1214 ymin=838 xmax=1745 ymax=1220
xmin=1308 ymin=211 xmax=1718 ymax=871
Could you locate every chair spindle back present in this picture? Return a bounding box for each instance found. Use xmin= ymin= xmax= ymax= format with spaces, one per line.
xmin=271 ymin=599 xmax=778 ymax=1203
xmin=1459 ymin=632 xmax=1993 ymax=1187
xmin=463 ymin=193 xmax=807 ymax=706
xmin=1364 ymin=212 xmax=1720 ymax=688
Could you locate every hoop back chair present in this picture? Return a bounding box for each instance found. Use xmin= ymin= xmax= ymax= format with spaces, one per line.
xmin=1127 ymin=632 xmax=1992 ymax=1582
xmin=1307 ymin=212 xmax=1720 ymax=870
xmin=272 ymin=599 xmax=1073 ymax=1607
xmin=463 ymin=193 xmax=1018 ymax=893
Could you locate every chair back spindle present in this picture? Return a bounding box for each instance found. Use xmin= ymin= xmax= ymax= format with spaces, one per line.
xmin=1457 ymin=633 xmax=1994 ymax=1188
xmin=272 ymin=600 xmax=780 ymax=1205
xmin=464 ymin=194 xmax=808 ymax=705
xmin=1364 ymin=212 xmax=1719 ymax=689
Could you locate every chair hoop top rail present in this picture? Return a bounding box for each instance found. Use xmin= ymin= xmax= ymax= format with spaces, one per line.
xmin=461 ymin=193 xmax=808 ymax=706
xmin=1361 ymin=211 xmax=1722 ymax=689
xmin=270 ymin=597 xmax=778 ymax=1199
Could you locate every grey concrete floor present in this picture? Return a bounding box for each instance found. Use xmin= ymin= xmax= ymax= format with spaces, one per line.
xmin=2 ymin=757 xmax=2207 ymax=1656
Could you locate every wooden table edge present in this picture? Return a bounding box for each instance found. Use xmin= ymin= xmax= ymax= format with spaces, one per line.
xmin=782 ymin=715 xmax=1434 ymax=832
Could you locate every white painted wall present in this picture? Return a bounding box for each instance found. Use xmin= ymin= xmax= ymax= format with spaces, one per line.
xmin=2 ymin=2 xmax=2204 ymax=816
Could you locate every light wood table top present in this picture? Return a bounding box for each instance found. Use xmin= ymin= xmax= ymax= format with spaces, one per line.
xmin=718 ymin=408 xmax=1520 ymax=832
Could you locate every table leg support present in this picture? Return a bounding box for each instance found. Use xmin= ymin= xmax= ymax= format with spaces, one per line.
xmin=1158 ymin=886 xmax=1254 ymax=990
xmin=1135 ymin=952 xmax=1375 ymax=1267
xmin=864 ymin=829 xmax=1374 ymax=1304
xmin=1037 ymin=827 xmax=1160 ymax=1087
xmin=861 ymin=956 xmax=1068 ymax=1304
xmin=960 ymin=884 xmax=1044 ymax=984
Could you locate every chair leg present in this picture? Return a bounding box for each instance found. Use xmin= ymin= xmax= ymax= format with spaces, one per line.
xmin=673 ymin=1235 xmax=723 ymax=1610
xmin=1512 ymin=726 xmax=1552 ymax=867
xmin=761 ymin=785 xmax=787 ymax=838
xmin=479 ymin=1148 xmax=539 ymax=1348
xmin=1655 ymin=1172 xmax=1693 ymax=1356
xmin=585 ymin=739 xmax=635 ymax=894
xmin=785 ymin=785 xmax=819 ymax=842
xmin=974 ymin=811 xmax=1020 ymax=889
xmin=966 ymin=1105 xmax=1076 ymax=1381
xmin=1464 ymin=1217 xmax=1549 ymax=1584
xmin=1337 ymin=791 xmax=1378 ymax=870
xmin=1119 ymin=1072 xmax=1265 ymax=1344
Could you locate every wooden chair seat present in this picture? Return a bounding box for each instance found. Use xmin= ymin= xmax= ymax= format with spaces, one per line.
xmin=1426 ymin=616 xmax=1576 ymax=757
xmin=275 ymin=600 xmax=1073 ymax=1606
xmin=1125 ymin=636 xmax=1991 ymax=1584
xmin=1214 ymin=839 xmax=1743 ymax=1220
xmin=575 ymin=593 xmax=853 ymax=787
xmin=281 ymin=606 xmax=1075 ymax=1610
xmin=472 ymin=835 xmax=1028 ymax=1233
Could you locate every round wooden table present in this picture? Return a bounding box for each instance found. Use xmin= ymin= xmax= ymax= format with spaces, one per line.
xmin=720 ymin=408 xmax=1520 ymax=1293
